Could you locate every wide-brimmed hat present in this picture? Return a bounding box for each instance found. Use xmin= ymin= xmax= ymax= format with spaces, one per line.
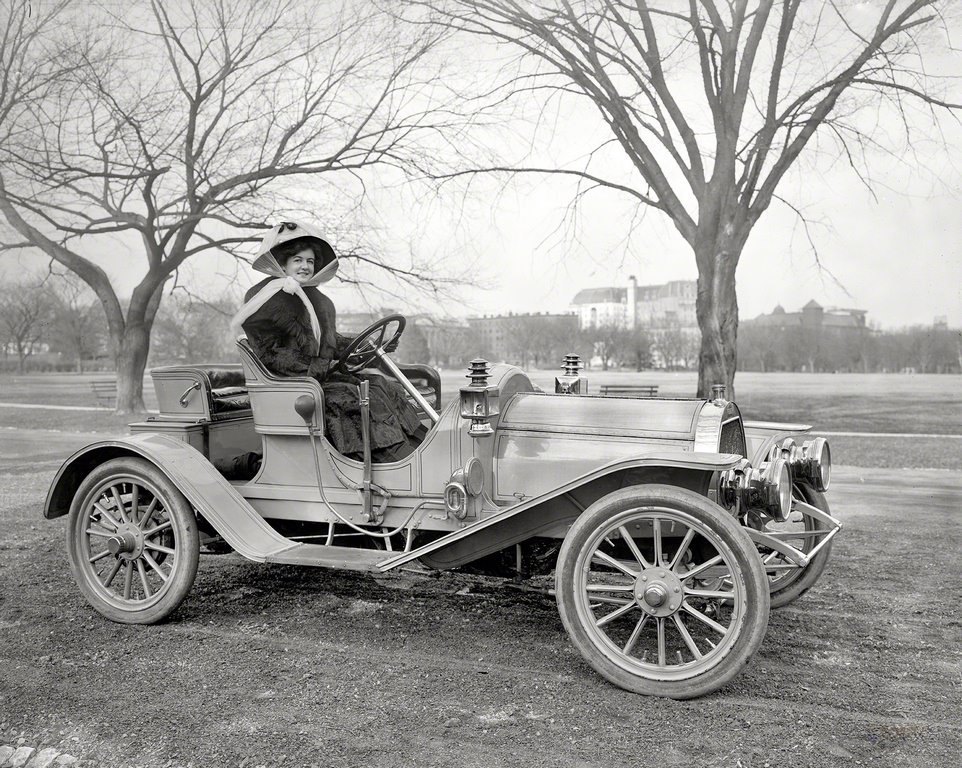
xmin=251 ymin=220 xmax=338 ymax=286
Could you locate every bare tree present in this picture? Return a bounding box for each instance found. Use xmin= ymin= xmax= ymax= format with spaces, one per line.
xmin=150 ymin=293 xmax=237 ymax=365
xmin=585 ymin=321 xmax=624 ymax=370
xmin=0 ymin=0 xmax=456 ymax=411
xmin=604 ymin=324 xmax=652 ymax=371
xmin=652 ymin=322 xmax=691 ymax=370
xmin=393 ymin=321 xmax=431 ymax=364
xmin=46 ymin=273 xmax=108 ymax=373
xmin=414 ymin=0 xmax=960 ymax=397
xmin=502 ymin=313 xmax=580 ymax=368
xmin=737 ymin=322 xmax=781 ymax=372
xmin=0 ymin=279 xmax=53 ymax=373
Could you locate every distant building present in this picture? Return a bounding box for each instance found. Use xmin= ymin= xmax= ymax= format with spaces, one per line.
xmin=569 ymin=286 xmax=628 ymax=329
xmin=570 ymin=277 xmax=698 ymax=331
xmin=745 ymin=300 xmax=867 ymax=334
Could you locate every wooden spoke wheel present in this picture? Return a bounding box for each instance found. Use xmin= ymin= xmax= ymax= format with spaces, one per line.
xmin=556 ymin=485 xmax=770 ymax=699
xmin=66 ymin=457 xmax=199 ymax=624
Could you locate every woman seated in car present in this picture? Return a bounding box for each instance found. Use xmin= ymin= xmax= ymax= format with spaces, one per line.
xmin=231 ymin=221 xmax=421 ymax=462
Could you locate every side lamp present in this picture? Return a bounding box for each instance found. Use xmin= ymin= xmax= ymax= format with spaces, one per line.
xmin=460 ymin=359 xmax=499 ymax=438
xmin=555 ymin=353 xmax=587 ymax=395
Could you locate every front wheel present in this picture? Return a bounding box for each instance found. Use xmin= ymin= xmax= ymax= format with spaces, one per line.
xmin=66 ymin=457 xmax=199 ymax=624
xmin=556 ymin=485 xmax=770 ymax=699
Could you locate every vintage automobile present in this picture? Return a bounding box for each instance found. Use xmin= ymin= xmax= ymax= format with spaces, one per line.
xmin=43 ymin=316 xmax=840 ymax=699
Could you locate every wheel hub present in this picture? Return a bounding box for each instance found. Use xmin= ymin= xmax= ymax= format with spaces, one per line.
xmin=643 ymin=584 xmax=667 ymax=606
xmin=106 ymin=523 xmax=144 ymax=561
xmin=634 ymin=567 xmax=684 ymax=618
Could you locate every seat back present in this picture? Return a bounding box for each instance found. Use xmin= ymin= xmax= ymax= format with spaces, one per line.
xmin=236 ymin=339 xmax=325 ymax=436
xmin=237 ymin=338 xmax=275 ymax=385
xmin=149 ymin=364 xmax=249 ymax=420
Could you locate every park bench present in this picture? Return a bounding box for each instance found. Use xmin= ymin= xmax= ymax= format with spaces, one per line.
xmin=90 ymin=379 xmax=117 ymax=408
xmin=598 ymin=384 xmax=659 ymax=398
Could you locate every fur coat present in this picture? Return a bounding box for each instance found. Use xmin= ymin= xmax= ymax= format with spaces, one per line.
xmin=241 ymin=278 xmax=420 ymax=458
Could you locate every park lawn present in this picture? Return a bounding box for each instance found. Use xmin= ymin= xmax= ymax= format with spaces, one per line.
xmin=0 ymin=372 xmax=160 ymax=410
xmin=0 ymin=408 xmax=147 ymax=434
xmin=1 ymin=369 xmax=959 ymax=468
xmin=522 ymin=370 xmax=962 ymax=435
xmin=824 ymin=434 xmax=960 ymax=470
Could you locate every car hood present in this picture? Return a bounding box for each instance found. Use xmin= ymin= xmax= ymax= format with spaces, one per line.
xmin=498 ymin=392 xmax=736 ymax=447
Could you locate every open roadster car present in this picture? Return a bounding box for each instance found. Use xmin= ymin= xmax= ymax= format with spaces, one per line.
xmin=44 ymin=316 xmax=840 ymax=699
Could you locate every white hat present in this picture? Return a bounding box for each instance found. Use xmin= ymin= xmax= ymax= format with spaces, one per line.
xmin=251 ymin=221 xmax=338 ymax=286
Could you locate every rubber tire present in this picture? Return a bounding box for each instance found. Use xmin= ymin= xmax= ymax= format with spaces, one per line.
xmin=66 ymin=457 xmax=199 ymax=624
xmin=768 ymin=482 xmax=834 ymax=609
xmin=555 ymin=484 xmax=771 ymax=699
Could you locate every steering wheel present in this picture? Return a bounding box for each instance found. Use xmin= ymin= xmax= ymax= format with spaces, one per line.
xmin=336 ymin=314 xmax=406 ymax=374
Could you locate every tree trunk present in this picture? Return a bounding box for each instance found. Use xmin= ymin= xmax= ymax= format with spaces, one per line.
xmin=114 ymin=323 xmax=151 ymax=414
xmin=695 ymin=247 xmax=739 ymax=400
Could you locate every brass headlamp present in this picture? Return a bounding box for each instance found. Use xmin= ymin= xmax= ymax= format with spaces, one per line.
xmin=720 ymin=457 xmax=792 ymax=521
xmin=769 ymin=436 xmax=832 ymax=492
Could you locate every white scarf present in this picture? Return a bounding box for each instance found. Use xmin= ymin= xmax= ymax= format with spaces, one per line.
xmin=230 ymin=275 xmax=321 ymax=354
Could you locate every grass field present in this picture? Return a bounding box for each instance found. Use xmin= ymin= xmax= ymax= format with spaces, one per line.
xmin=511 ymin=370 xmax=962 ymax=435
xmin=1 ymin=369 xmax=959 ymax=468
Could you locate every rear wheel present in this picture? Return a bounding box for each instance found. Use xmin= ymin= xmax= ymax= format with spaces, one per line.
xmin=66 ymin=457 xmax=199 ymax=624
xmin=764 ymin=482 xmax=833 ymax=608
xmin=556 ymin=485 xmax=770 ymax=699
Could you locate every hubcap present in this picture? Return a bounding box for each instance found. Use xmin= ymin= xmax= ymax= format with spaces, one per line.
xmin=106 ymin=523 xmax=144 ymax=560
xmin=107 ymin=532 xmax=135 ymax=556
xmin=643 ymin=585 xmax=666 ymax=606
xmin=633 ymin=567 xmax=684 ymax=618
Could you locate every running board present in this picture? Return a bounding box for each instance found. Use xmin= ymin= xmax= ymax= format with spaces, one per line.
xmin=265 ymin=544 xmax=384 ymax=570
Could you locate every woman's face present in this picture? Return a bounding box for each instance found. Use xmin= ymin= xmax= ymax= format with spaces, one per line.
xmin=282 ymin=248 xmax=316 ymax=284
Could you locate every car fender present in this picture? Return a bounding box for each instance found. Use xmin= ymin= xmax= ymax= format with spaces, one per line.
xmin=743 ymin=420 xmax=814 ymax=466
xmin=43 ymin=433 xmax=299 ymax=563
xmin=377 ymin=451 xmax=743 ymax=572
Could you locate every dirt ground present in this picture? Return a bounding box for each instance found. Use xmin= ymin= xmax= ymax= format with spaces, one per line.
xmin=1 ymin=428 xmax=960 ymax=768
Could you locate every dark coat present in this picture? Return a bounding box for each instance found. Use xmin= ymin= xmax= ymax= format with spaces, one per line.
xmin=242 ymin=276 xmax=348 ymax=378
xmin=241 ymin=277 xmax=420 ymax=458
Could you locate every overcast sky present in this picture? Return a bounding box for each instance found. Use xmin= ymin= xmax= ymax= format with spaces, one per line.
xmin=2 ymin=2 xmax=961 ymax=330
xmin=458 ymin=159 xmax=962 ymax=327
xmin=7 ymin=147 xmax=959 ymax=329
xmin=163 ymin=7 xmax=962 ymax=330
xmin=335 ymin=80 xmax=962 ymax=329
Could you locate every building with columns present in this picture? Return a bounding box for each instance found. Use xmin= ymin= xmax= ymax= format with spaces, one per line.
xmin=570 ymin=276 xmax=698 ymax=331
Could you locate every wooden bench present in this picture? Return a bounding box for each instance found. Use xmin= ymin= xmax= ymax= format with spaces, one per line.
xmin=599 ymin=384 xmax=659 ymax=398
xmin=90 ymin=379 xmax=117 ymax=408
